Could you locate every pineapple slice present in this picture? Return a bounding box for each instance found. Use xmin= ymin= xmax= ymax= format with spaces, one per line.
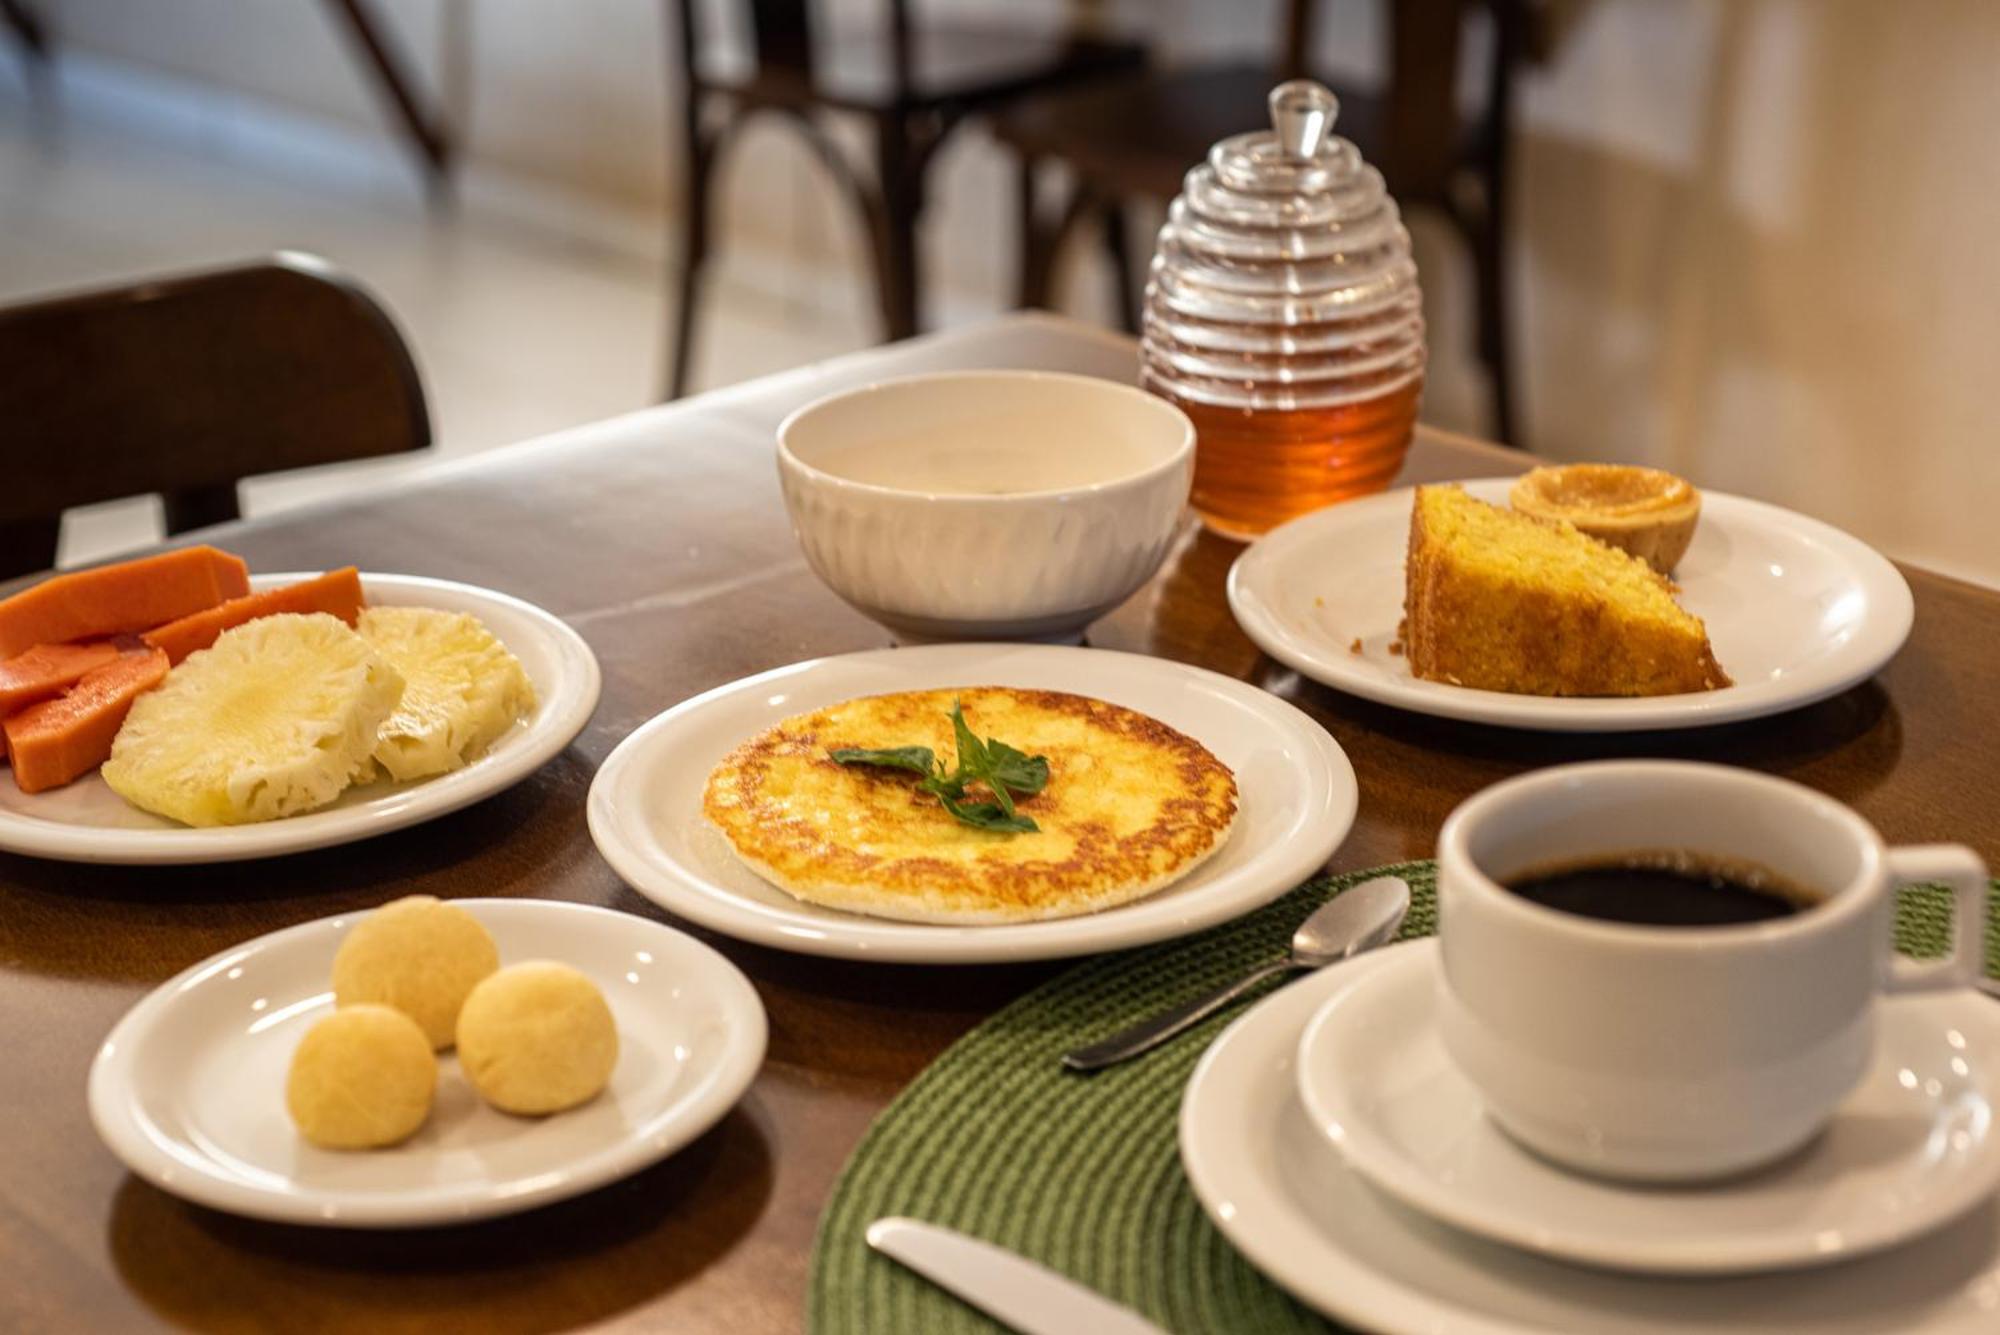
xmin=103 ymin=613 xmax=404 ymax=826
xmin=357 ymin=607 xmax=536 ymax=783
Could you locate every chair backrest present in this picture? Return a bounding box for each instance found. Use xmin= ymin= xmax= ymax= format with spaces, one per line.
xmin=671 ymin=0 xmax=922 ymax=100
xmin=0 ymin=252 xmax=429 ymax=579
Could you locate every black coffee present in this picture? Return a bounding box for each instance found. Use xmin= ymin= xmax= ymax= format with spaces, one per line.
xmin=1505 ymin=852 xmax=1821 ymax=928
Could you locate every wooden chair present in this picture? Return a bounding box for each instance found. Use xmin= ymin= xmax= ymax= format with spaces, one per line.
xmin=0 ymin=0 xmax=48 ymax=61
xmin=321 ymin=0 xmax=455 ymax=186
xmin=661 ymin=0 xmax=1145 ymax=398
xmin=0 ymin=3 xmax=450 ymax=186
xmin=994 ymin=0 xmax=1548 ymax=446
xmin=0 ymin=253 xmax=430 ymax=579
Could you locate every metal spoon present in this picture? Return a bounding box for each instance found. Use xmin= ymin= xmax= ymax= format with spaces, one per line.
xmin=1061 ymin=875 xmax=1412 ymax=1073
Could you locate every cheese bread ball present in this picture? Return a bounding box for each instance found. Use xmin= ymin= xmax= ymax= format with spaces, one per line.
xmin=457 ymin=962 xmax=619 ymax=1116
xmin=286 ymin=1004 xmax=437 ymax=1149
xmin=331 ymin=895 xmax=499 ymax=1049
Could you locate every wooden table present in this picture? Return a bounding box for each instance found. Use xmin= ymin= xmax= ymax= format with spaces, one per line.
xmin=4 ymin=314 xmax=1996 ymax=1333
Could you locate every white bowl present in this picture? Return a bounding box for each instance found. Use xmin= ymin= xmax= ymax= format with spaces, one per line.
xmin=777 ymin=370 xmax=1194 ymax=642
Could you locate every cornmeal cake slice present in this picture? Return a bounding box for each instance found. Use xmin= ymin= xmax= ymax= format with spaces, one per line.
xmin=703 ymin=687 xmax=1238 ymax=924
xmin=1404 ymin=484 xmax=1729 ymax=696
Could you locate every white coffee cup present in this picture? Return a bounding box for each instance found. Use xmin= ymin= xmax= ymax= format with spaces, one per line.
xmin=1435 ymin=760 xmax=1988 ymax=1183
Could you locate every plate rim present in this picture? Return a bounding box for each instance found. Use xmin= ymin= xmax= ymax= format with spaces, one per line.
xmin=1180 ymin=942 xmax=2000 ymax=1334
xmin=1178 ymin=942 xmax=1528 ymax=1335
xmin=0 ymin=572 xmax=601 ymax=864
xmin=86 ymin=898 xmax=768 ymax=1229
xmin=1226 ymin=480 xmax=1915 ymax=732
xmin=586 ymin=642 xmax=1358 ymax=964
xmin=1292 ymin=940 xmax=2000 ymax=1275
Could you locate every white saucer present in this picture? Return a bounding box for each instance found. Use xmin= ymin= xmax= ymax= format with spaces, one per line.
xmin=1295 ymin=940 xmax=2000 ymax=1275
xmin=1227 ymin=479 xmax=1913 ymax=731
xmin=1181 ymin=943 xmax=2000 ymax=1335
xmin=89 ymin=899 xmax=766 ymax=1228
xmin=0 ymin=573 xmax=601 ymax=864
xmin=586 ymin=642 xmax=1356 ymax=964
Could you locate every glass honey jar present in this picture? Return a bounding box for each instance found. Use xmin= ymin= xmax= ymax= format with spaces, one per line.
xmin=1140 ymin=79 xmax=1426 ymax=540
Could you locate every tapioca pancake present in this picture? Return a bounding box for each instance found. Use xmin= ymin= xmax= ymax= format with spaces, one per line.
xmin=702 ymin=687 xmax=1238 ymax=924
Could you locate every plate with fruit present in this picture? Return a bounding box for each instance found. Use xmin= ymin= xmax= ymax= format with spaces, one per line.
xmin=88 ymin=896 xmax=766 ymax=1227
xmin=0 ymin=548 xmax=599 ymax=863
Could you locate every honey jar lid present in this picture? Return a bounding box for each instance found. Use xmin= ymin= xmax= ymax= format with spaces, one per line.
xmin=1141 ymin=80 xmax=1427 ymax=410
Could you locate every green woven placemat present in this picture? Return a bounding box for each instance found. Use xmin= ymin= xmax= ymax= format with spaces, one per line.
xmin=808 ymin=861 xmax=2000 ymax=1335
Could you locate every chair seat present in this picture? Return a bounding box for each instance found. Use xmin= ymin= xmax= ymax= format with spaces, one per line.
xmin=697 ymin=24 xmax=1144 ymax=113
xmin=991 ymin=64 xmax=1402 ymax=203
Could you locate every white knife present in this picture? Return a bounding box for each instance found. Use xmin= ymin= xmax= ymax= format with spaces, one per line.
xmin=866 ymin=1217 xmax=1166 ymax=1335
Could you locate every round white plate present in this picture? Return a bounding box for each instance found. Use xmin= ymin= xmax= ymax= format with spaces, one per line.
xmin=89 ymin=898 xmax=766 ymax=1228
xmin=1182 ymin=942 xmax=2000 ymax=1335
xmin=1227 ymin=479 xmax=1914 ymax=731
xmin=0 ymin=573 xmax=600 ymax=864
xmin=1295 ymin=940 xmax=2000 ymax=1276
xmin=586 ymin=642 xmax=1356 ymax=964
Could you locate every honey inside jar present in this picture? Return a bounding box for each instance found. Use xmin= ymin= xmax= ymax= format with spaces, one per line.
xmin=1154 ymin=379 xmax=1423 ymax=541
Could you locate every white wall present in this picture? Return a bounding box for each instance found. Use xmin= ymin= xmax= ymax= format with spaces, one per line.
xmin=30 ymin=0 xmax=2000 ymax=583
xmin=1513 ymin=0 xmax=2000 ymax=583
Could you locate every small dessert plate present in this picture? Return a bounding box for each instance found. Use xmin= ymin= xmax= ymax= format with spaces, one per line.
xmin=587 ymin=642 xmax=1355 ymax=964
xmin=89 ymin=899 xmax=766 ymax=1228
xmin=0 ymin=573 xmax=601 ymax=864
xmin=1294 ymin=940 xmax=2000 ymax=1276
xmin=1181 ymin=944 xmax=2000 ymax=1335
xmin=1227 ymin=478 xmax=1914 ymax=731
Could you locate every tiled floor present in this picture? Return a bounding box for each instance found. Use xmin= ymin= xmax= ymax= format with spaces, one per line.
xmin=0 ymin=62 xmax=889 ymax=569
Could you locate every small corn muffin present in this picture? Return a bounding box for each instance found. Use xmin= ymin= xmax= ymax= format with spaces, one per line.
xmin=457 ymin=962 xmax=619 ymax=1116
xmin=332 ymin=895 xmax=499 ymax=1049
xmin=286 ymin=1004 xmax=436 ymax=1149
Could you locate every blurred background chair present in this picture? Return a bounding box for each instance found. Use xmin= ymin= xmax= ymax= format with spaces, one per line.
xmin=320 ymin=0 xmax=455 ymax=187
xmin=661 ymin=0 xmax=1145 ymax=398
xmin=994 ymin=0 xmax=1548 ymax=447
xmin=0 ymin=253 xmax=430 ymax=579
xmin=0 ymin=0 xmax=48 ymax=63
xmin=0 ymin=1 xmax=450 ymax=185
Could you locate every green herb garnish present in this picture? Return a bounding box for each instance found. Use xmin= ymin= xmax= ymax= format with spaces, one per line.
xmin=831 ymin=701 xmax=1050 ymax=833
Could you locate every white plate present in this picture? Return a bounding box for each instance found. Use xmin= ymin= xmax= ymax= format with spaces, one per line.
xmin=89 ymin=898 xmax=766 ymax=1228
xmin=586 ymin=643 xmax=1356 ymax=964
xmin=1294 ymin=940 xmax=2000 ymax=1276
xmin=0 ymin=573 xmax=600 ymax=864
xmin=1227 ymin=479 xmax=1914 ymax=731
xmin=1181 ymin=943 xmax=2000 ymax=1335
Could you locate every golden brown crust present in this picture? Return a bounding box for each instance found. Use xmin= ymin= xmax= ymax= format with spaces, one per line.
xmin=1404 ymin=486 xmax=1730 ymax=696
xmin=1509 ymin=465 xmax=1702 ymax=575
xmin=702 ymin=687 xmax=1239 ymax=923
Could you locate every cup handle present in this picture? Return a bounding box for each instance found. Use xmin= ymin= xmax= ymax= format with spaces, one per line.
xmin=1885 ymin=844 xmax=1989 ymax=994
